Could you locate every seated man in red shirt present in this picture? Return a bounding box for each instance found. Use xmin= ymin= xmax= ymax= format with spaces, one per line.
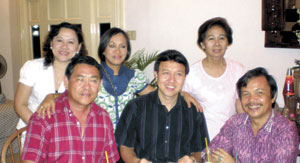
xmin=21 ymin=56 xmax=119 ymax=163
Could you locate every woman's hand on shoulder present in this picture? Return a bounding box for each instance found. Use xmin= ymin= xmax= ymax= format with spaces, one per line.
xmin=138 ymin=85 xmax=155 ymax=96
xmin=181 ymin=91 xmax=203 ymax=112
xmin=37 ymin=93 xmax=60 ymax=119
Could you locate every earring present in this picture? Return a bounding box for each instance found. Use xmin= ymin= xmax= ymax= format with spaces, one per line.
xmin=50 ymin=47 xmax=52 ymax=50
xmin=76 ymin=51 xmax=79 ymax=55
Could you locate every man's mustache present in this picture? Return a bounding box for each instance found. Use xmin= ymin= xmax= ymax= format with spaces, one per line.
xmin=245 ymin=103 xmax=263 ymax=107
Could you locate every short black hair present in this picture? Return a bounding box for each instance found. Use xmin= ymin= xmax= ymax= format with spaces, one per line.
xmin=98 ymin=27 xmax=131 ymax=62
xmin=237 ymin=67 xmax=277 ymax=107
xmin=43 ymin=22 xmax=87 ymax=66
xmin=154 ymin=49 xmax=189 ymax=75
xmin=197 ymin=17 xmax=233 ymax=47
xmin=65 ymin=55 xmax=102 ymax=80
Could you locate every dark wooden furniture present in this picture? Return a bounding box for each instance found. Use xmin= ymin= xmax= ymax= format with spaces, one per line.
xmin=262 ymin=0 xmax=300 ymax=48
xmin=1 ymin=127 xmax=27 ymax=163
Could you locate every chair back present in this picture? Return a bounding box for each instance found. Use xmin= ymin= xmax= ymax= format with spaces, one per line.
xmin=1 ymin=127 xmax=27 ymax=163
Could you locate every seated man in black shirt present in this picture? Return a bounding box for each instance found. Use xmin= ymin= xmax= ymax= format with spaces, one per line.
xmin=115 ymin=49 xmax=209 ymax=163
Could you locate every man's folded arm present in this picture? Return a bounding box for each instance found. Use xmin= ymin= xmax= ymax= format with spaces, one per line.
xmin=120 ymin=145 xmax=141 ymax=163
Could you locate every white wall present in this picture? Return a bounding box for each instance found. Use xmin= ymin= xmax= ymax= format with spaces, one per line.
xmin=0 ymin=0 xmax=16 ymax=100
xmin=1 ymin=0 xmax=299 ymax=107
xmin=125 ymin=0 xmax=300 ymax=108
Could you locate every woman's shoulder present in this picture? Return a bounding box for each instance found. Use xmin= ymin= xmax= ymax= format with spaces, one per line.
xmin=184 ymin=60 xmax=204 ymax=83
xmin=119 ymin=65 xmax=136 ymax=75
xmin=188 ymin=60 xmax=203 ymax=74
xmin=225 ymin=58 xmax=245 ymax=77
xmin=131 ymin=68 xmax=147 ymax=79
xmin=120 ymin=66 xmax=147 ymax=86
xmin=190 ymin=59 xmax=203 ymax=68
xmin=20 ymin=58 xmax=50 ymax=75
xmin=225 ymin=58 xmax=244 ymax=69
xmin=22 ymin=58 xmax=46 ymax=69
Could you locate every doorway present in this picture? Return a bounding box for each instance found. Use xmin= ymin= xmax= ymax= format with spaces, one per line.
xmin=19 ymin=0 xmax=124 ymax=63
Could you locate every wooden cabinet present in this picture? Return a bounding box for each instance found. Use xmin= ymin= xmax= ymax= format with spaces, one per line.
xmin=262 ymin=0 xmax=300 ymax=48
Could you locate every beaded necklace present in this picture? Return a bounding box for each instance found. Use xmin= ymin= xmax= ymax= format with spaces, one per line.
xmin=101 ymin=64 xmax=120 ymax=124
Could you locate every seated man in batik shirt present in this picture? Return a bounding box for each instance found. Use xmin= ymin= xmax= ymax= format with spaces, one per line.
xmin=204 ymin=67 xmax=298 ymax=163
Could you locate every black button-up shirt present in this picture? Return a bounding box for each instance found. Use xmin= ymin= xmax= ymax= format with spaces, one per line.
xmin=115 ymin=90 xmax=209 ymax=162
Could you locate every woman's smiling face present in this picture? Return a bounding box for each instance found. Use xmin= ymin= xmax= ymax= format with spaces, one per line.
xmin=200 ymin=25 xmax=229 ymax=58
xmin=104 ymin=33 xmax=128 ymax=67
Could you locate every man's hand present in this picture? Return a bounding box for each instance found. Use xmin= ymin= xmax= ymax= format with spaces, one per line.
xmin=177 ymin=155 xmax=194 ymax=163
xmin=212 ymin=148 xmax=235 ymax=163
xmin=120 ymin=145 xmax=153 ymax=163
xmin=37 ymin=93 xmax=59 ymax=119
xmin=181 ymin=91 xmax=203 ymax=112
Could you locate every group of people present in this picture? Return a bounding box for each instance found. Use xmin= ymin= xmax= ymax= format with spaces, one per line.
xmin=14 ymin=17 xmax=298 ymax=163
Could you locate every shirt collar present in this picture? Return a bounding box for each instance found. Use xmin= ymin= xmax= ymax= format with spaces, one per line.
xmin=60 ymin=91 xmax=96 ymax=117
xmin=243 ymin=110 xmax=274 ymax=133
xmin=154 ymin=89 xmax=182 ymax=112
xmin=101 ymin=62 xmax=114 ymax=75
xmin=101 ymin=61 xmax=126 ymax=75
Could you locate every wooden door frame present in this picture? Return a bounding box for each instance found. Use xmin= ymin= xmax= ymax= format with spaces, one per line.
xmin=17 ymin=0 xmax=124 ymax=65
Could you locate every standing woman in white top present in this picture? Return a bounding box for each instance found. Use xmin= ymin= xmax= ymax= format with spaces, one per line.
xmin=182 ymin=17 xmax=245 ymax=140
xmin=14 ymin=22 xmax=87 ymax=129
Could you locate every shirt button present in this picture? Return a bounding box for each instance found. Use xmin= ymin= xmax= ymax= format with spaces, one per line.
xmin=166 ymin=126 xmax=169 ymax=130
xmin=165 ymin=140 xmax=168 ymax=143
xmin=82 ymin=156 xmax=85 ymax=160
xmin=77 ymin=121 xmax=80 ymax=126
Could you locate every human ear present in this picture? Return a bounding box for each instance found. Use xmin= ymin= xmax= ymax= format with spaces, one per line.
xmin=271 ymin=93 xmax=277 ymax=104
xmin=77 ymin=43 xmax=82 ymax=53
xmin=199 ymin=42 xmax=205 ymax=50
xmin=154 ymin=71 xmax=158 ymax=82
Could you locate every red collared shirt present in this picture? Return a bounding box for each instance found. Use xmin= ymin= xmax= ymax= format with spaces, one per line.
xmin=22 ymin=91 xmax=119 ymax=163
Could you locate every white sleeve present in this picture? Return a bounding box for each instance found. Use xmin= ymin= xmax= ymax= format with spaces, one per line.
xmin=19 ymin=60 xmax=39 ymax=87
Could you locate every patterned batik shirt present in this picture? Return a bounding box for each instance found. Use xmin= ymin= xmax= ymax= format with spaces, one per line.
xmin=22 ymin=91 xmax=119 ymax=163
xmin=203 ymin=110 xmax=299 ymax=163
